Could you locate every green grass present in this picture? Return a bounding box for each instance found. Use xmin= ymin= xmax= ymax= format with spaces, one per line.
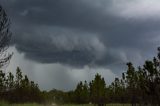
xmin=61 ymin=104 xmax=131 ymax=106
xmin=0 ymin=101 xmax=9 ymax=106
xmin=11 ymin=103 xmax=43 ymax=106
xmin=0 ymin=101 xmax=43 ymax=106
xmin=0 ymin=101 xmax=131 ymax=106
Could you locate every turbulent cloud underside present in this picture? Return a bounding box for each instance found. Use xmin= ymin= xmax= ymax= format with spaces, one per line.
xmin=1 ymin=0 xmax=160 ymax=90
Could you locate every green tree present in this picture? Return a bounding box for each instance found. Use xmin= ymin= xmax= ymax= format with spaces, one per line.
xmin=15 ymin=67 xmax=23 ymax=88
xmin=0 ymin=70 xmax=5 ymax=91
xmin=82 ymin=81 xmax=89 ymax=103
xmin=0 ymin=70 xmax=6 ymax=100
xmin=74 ymin=81 xmax=89 ymax=104
xmin=110 ymin=78 xmax=126 ymax=103
xmin=74 ymin=81 xmax=84 ymax=103
xmin=141 ymin=58 xmax=160 ymax=105
xmin=0 ymin=4 xmax=12 ymax=102
xmin=6 ymin=72 xmax=14 ymax=90
xmin=125 ymin=63 xmax=138 ymax=106
xmin=90 ymin=73 xmax=106 ymax=106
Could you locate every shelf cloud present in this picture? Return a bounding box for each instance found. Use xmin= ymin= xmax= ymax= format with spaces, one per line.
xmin=1 ymin=0 xmax=160 ymax=90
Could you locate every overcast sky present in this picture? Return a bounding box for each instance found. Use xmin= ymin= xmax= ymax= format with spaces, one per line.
xmin=0 ymin=0 xmax=160 ymax=91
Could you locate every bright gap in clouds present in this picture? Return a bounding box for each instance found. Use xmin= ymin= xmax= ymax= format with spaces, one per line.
xmin=6 ymin=46 xmax=116 ymax=91
xmin=110 ymin=0 xmax=160 ymax=19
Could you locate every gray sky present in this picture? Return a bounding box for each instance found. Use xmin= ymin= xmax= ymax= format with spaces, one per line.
xmin=0 ymin=0 xmax=160 ymax=90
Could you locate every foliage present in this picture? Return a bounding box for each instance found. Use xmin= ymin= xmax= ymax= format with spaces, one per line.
xmin=0 ymin=67 xmax=43 ymax=103
xmin=46 ymin=47 xmax=160 ymax=106
xmin=74 ymin=81 xmax=89 ymax=104
xmin=1 ymin=48 xmax=160 ymax=105
xmin=89 ymin=74 xmax=106 ymax=106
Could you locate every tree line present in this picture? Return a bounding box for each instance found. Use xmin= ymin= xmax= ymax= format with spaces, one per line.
xmin=0 ymin=67 xmax=43 ymax=103
xmin=0 ymin=50 xmax=160 ymax=106
xmin=43 ymin=49 xmax=160 ymax=106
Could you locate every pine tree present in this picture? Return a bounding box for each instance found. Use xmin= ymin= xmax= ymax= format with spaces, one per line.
xmin=90 ymin=73 xmax=106 ymax=106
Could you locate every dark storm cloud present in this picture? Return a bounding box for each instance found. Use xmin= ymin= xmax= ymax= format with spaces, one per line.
xmin=2 ymin=0 xmax=111 ymax=30
xmin=1 ymin=0 xmax=160 ymax=69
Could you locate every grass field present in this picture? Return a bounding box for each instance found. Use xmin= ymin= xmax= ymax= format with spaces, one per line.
xmin=0 ymin=101 xmax=131 ymax=106
xmin=61 ymin=104 xmax=131 ymax=106
xmin=0 ymin=101 xmax=43 ymax=106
